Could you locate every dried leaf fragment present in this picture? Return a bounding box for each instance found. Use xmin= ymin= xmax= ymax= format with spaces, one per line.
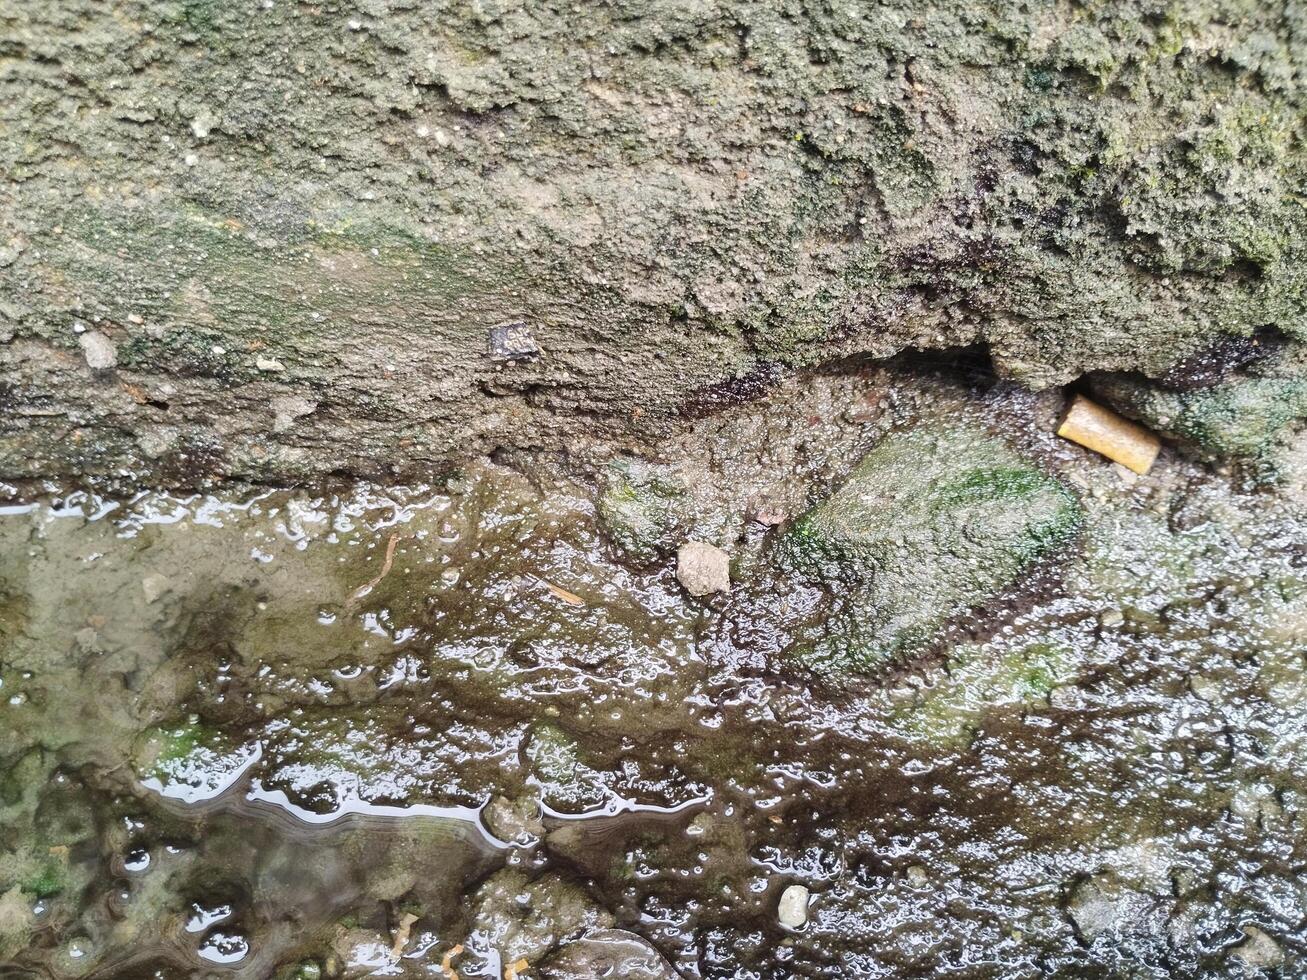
xmin=537 ymin=577 xmax=585 ymax=606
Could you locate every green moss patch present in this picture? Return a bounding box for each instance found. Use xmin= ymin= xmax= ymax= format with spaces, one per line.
xmin=782 ymin=421 xmax=1082 ymax=675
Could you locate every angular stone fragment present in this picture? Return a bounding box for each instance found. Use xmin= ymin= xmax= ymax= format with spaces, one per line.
xmin=487 ymin=321 xmax=539 ymax=361
xmin=1066 ymin=875 xmax=1165 ymax=942
xmin=676 ymin=541 xmax=730 ymax=596
xmin=141 ymin=573 xmax=171 ymax=604
xmin=783 ymin=422 xmax=1082 ymax=674
xmin=78 ymin=331 xmax=117 ymax=371
xmin=1230 ymin=925 xmax=1284 ymax=973
xmin=271 ymin=395 xmax=318 ymax=434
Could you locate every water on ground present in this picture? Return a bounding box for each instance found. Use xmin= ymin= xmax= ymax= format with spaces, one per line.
xmin=0 ymin=364 xmax=1304 ymax=978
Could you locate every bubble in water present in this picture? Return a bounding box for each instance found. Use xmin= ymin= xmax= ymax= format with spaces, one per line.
xmin=198 ymin=930 xmax=249 ymax=965
xmin=123 ymin=847 xmax=151 ymax=872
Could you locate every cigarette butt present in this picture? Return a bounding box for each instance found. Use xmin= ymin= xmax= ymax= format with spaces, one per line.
xmin=1057 ymin=394 xmax=1161 ymax=475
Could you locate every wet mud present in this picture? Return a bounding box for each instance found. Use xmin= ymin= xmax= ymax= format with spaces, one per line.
xmin=0 ymin=364 xmax=1304 ymax=978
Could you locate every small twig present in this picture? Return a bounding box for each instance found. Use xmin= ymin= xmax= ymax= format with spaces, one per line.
xmin=349 ymin=532 xmax=411 ymax=604
xmin=530 ymin=574 xmax=584 ymax=606
xmin=440 ymin=943 xmax=464 ymax=979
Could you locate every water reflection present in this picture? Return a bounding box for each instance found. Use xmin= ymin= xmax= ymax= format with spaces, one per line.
xmin=0 ymin=370 xmax=1303 ymax=975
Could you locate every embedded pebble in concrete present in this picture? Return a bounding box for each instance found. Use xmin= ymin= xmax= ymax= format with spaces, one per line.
xmin=77 ymin=330 xmax=117 ymax=371
xmin=0 ymin=364 xmax=1303 ymax=976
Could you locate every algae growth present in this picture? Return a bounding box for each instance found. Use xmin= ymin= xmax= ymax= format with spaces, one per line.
xmin=0 ymin=364 xmax=1304 ymax=977
xmin=4 ymin=0 xmax=1306 ymax=484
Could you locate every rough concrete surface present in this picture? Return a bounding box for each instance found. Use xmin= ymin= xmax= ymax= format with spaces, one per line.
xmin=1 ymin=0 xmax=1304 ymax=485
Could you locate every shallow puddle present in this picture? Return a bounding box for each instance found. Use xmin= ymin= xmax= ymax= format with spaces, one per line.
xmin=0 ymin=368 xmax=1304 ymax=977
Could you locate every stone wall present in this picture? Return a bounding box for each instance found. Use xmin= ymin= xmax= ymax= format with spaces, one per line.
xmin=2 ymin=0 xmax=1303 ymax=484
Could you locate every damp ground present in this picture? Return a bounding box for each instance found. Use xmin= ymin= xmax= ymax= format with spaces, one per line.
xmin=0 ymin=362 xmax=1304 ymax=978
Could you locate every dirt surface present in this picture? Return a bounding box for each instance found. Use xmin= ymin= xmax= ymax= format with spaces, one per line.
xmin=1 ymin=362 xmax=1304 ymax=977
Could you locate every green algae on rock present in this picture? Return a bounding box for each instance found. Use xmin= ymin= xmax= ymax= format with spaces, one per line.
xmin=890 ymin=641 xmax=1076 ymax=749
xmin=1092 ymin=346 xmax=1307 ymax=463
xmin=596 ymin=459 xmax=691 ymax=564
xmin=132 ymin=720 xmax=258 ymax=803
xmin=782 ymin=422 xmax=1083 ymax=674
xmin=0 ymin=751 xmax=99 ymax=960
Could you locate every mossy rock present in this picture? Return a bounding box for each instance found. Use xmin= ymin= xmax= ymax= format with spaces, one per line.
xmin=132 ymin=719 xmax=256 ymax=802
xmin=470 ymin=869 xmax=614 ymax=966
xmin=6 ymin=0 xmax=1307 ymax=486
xmin=1093 ymin=345 xmax=1307 ymax=461
xmin=783 ymin=422 xmax=1082 ymax=674
xmin=0 ymin=749 xmax=47 ymax=811
xmin=1066 ymin=509 xmax=1215 ymax=617
xmin=0 ymin=887 xmax=34 ymax=960
xmin=596 ymin=459 xmax=690 ymax=564
xmin=0 ymin=754 xmax=98 ymax=930
xmin=525 ymin=722 xmax=608 ymax=814
xmin=0 ymin=840 xmax=76 ymax=903
xmin=785 ymin=423 xmax=1082 ymax=585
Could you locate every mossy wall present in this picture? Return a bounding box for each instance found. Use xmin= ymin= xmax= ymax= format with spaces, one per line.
xmin=1 ymin=0 xmax=1304 ymax=484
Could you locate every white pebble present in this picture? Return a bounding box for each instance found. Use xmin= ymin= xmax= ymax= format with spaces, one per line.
xmin=191 ymin=109 xmax=217 ymax=139
xmin=141 ymin=573 xmax=171 ymax=604
xmin=79 ymin=330 xmax=118 ymax=370
xmin=777 ymin=884 xmax=809 ymax=928
xmin=676 ymin=541 xmax=731 ymax=597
